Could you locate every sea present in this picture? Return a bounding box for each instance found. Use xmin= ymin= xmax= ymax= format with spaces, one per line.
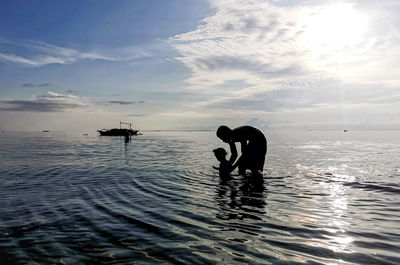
xmin=0 ymin=130 xmax=399 ymax=265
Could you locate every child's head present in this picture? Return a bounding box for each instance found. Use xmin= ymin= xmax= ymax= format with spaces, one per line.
xmin=213 ymin=147 xmax=227 ymax=162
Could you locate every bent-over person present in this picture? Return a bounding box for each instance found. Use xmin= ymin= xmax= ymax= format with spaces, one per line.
xmin=217 ymin=125 xmax=267 ymax=176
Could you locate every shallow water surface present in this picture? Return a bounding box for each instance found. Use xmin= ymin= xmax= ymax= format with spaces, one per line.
xmin=0 ymin=130 xmax=399 ymax=264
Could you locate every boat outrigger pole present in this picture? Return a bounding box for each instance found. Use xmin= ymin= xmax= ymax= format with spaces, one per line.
xmin=120 ymin=122 xmax=132 ymax=130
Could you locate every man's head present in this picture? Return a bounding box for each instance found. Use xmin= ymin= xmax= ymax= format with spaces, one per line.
xmin=216 ymin=125 xmax=232 ymax=143
xmin=213 ymin=147 xmax=227 ymax=162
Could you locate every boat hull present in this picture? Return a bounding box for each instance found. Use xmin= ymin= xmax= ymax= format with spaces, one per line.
xmin=97 ymin=128 xmax=138 ymax=136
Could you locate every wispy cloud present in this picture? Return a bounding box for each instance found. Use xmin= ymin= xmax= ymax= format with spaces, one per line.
xmin=108 ymin=100 xmax=145 ymax=105
xmin=128 ymin=113 xmax=147 ymax=117
xmin=0 ymin=40 xmax=151 ymax=67
xmin=245 ymin=118 xmax=269 ymax=130
xmin=169 ymin=0 xmax=306 ymax=93
xmin=0 ymin=91 xmax=90 ymax=112
xmin=194 ymin=78 xmax=400 ymax=112
xmin=21 ymin=82 xmax=51 ymax=88
xmin=169 ymin=0 xmax=400 ymax=114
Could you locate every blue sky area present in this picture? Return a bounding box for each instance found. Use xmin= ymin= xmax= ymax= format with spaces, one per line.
xmin=1 ymin=0 xmax=400 ymax=131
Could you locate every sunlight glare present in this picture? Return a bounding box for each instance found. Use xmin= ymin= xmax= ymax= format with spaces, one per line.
xmin=302 ymin=3 xmax=368 ymax=50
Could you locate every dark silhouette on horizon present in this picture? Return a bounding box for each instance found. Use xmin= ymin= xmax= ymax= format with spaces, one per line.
xmin=124 ymin=131 xmax=131 ymax=143
xmin=217 ymin=125 xmax=267 ymax=177
xmin=98 ymin=121 xmax=139 ymax=136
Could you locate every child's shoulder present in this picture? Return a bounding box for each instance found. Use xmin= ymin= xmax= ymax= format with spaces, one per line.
xmin=220 ymin=160 xmax=233 ymax=173
xmin=221 ymin=160 xmax=232 ymax=167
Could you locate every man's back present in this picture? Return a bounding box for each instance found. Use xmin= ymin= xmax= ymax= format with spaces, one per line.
xmin=231 ymin=126 xmax=265 ymax=143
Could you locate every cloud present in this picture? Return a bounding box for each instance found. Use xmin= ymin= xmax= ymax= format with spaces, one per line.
xmin=194 ymin=78 xmax=400 ymax=112
xmin=108 ymin=100 xmax=145 ymax=105
xmin=245 ymin=118 xmax=269 ymax=130
xmin=0 ymin=52 xmax=42 ymax=66
xmin=193 ymin=56 xmax=304 ymax=77
xmin=169 ymin=0 xmax=400 ymax=117
xmin=66 ymin=89 xmax=78 ymax=95
xmin=128 ymin=113 xmax=147 ymax=117
xmin=0 ymin=40 xmax=151 ymax=67
xmin=0 ymin=91 xmax=89 ymax=112
xmin=0 ymin=100 xmax=81 ymax=112
xmin=158 ymin=111 xmax=214 ymax=118
xmin=21 ymin=82 xmax=51 ymax=88
xmin=108 ymin=101 xmax=136 ymax=105
xmin=169 ymin=0 xmax=307 ymax=93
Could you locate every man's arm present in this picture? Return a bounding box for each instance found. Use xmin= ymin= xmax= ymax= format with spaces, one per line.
xmin=240 ymin=140 xmax=248 ymax=154
xmin=228 ymin=141 xmax=238 ymax=164
xmin=230 ymin=157 xmax=241 ymax=173
xmin=227 ymin=141 xmax=247 ymax=173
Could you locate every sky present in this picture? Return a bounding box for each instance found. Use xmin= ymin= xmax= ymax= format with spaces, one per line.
xmin=0 ymin=0 xmax=399 ymax=132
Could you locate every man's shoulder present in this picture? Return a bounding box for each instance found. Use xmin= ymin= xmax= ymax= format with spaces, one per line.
xmin=232 ymin=125 xmax=258 ymax=132
xmin=232 ymin=126 xmax=265 ymax=141
xmin=231 ymin=126 xmax=247 ymax=139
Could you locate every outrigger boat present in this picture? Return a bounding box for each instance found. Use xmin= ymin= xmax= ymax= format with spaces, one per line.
xmin=98 ymin=122 xmax=139 ymax=136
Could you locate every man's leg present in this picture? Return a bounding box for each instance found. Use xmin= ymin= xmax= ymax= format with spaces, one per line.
xmin=238 ymin=156 xmax=247 ymax=175
xmin=250 ymin=169 xmax=263 ymax=178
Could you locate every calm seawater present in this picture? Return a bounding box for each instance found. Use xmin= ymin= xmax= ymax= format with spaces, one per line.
xmin=1 ymin=130 xmax=399 ymax=265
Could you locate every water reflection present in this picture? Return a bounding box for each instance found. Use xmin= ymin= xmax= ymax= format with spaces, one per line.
xmin=1 ymin=131 xmax=399 ymax=264
xmin=319 ymin=173 xmax=354 ymax=253
xmin=215 ymin=175 xmax=267 ymax=221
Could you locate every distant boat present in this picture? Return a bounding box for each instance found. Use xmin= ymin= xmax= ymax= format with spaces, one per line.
xmin=42 ymin=130 xmax=50 ymax=132
xmin=344 ymin=129 xmax=348 ymax=132
xmin=98 ymin=122 xmax=139 ymax=136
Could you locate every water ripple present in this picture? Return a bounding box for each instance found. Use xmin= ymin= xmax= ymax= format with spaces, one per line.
xmin=1 ymin=131 xmax=400 ymax=264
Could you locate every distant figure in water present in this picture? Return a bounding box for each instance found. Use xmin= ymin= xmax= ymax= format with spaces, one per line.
xmin=212 ymin=148 xmax=238 ymax=178
xmin=124 ymin=131 xmax=130 ymax=143
xmin=217 ymin=125 xmax=267 ymax=176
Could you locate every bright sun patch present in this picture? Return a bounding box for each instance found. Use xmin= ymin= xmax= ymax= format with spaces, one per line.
xmin=302 ymin=3 xmax=368 ymax=50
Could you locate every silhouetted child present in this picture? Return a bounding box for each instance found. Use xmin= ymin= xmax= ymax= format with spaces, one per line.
xmin=213 ymin=148 xmax=237 ymax=178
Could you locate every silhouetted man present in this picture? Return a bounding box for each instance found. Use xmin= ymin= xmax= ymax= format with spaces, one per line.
xmin=216 ymin=125 xmax=267 ymax=176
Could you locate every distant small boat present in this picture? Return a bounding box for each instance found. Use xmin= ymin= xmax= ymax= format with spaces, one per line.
xmin=42 ymin=130 xmax=50 ymax=132
xmin=98 ymin=128 xmax=138 ymax=136
xmin=83 ymin=133 xmax=88 ymax=136
xmin=344 ymin=129 xmax=348 ymax=132
xmin=98 ymin=122 xmax=139 ymax=136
